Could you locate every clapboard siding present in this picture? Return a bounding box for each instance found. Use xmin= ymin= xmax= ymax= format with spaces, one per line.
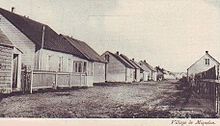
xmin=93 ymin=62 xmax=105 ymax=83
xmin=0 ymin=45 xmax=12 ymax=89
xmin=0 ymin=14 xmax=35 ymax=68
xmin=103 ymin=52 xmax=127 ymax=82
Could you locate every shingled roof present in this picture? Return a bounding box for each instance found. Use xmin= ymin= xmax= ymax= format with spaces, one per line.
xmin=104 ymin=51 xmax=134 ymax=69
xmin=120 ymin=54 xmax=138 ymax=69
xmin=62 ymin=35 xmax=106 ymax=63
xmin=139 ymin=60 xmax=156 ymax=72
xmin=0 ymin=8 xmax=105 ymax=62
xmin=0 ymin=29 xmax=13 ymax=47
xmin=130 ymin=59 xmax=144 ymax=71
xmin=0 ymin=8 xmax=84 ymax=56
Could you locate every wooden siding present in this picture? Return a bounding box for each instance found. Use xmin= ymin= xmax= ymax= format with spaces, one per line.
xmin=188 ymin=54 xmax=220 ymax=78
xmin=0 ymin=45 xmax=13 ymax=92
xmin=0 ymin=14 xmax=36 ymax=69
xmin=35 ymin=49 xmax=94 ymax=86
xmin=102 ymin=52 xmax=135 ymax=82
xmin=36 ymin=49 xmax=89 ymax=72
xmin=93 ymin=62 xmax=105 ymax=83
xmin=139 ymin=64 xmax=156 ymax=81
xmin=31 ymin=70 xmax=88 ymax=91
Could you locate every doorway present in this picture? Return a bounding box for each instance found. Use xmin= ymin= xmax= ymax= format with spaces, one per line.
xmin=12 ymin=54 xmax=19 ymax=89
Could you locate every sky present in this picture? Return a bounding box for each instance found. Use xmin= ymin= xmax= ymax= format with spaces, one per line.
xmin=0 ymin=0 xmax=220 ymax=72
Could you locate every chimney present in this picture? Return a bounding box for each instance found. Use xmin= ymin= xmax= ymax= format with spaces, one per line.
xmin=41 ymin=25 xmax=46 ymax=49
xmin=205 ymin=51 xmax=208 ymax=54
xmin=11 ymin=7 xmax=15 ymax=13
xmin=116 ymin=51 xmax=119 ymax=55
xmin=144 ymin=60 xmax=146 ymax=63
xmin=132 ymin=58 xmax=134 ymax=61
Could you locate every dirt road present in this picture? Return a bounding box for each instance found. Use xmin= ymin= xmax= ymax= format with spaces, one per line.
xmin=0 ymin=80 xmax=215 ymax=118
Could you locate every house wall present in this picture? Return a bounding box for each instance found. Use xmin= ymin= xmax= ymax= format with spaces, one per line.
xmin=0 ymin=14 xmax=36 ymax=69
xmin=93 ymin=62 xmax=105 ymax=83
xmin=103 ymin=52 xmax=127 ymax=82
xmin=139 ymin=63 xmax=155 ymax=81
xmin=36 ymin=49 xmax=94 ymax=86
xmin=0 ymin=45 xmax=13 ymax=93
xmin=187 ymin=54 xmax=220 ymax=79
xmin=135 ymin=68 xmax=141 ymax=82
xmin=126 ymin=68 xmax=135 ymax=82
xmin=152 ymin=72 xmax=157 ymax=81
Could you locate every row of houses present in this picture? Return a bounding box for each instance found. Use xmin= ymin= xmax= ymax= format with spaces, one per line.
xmin=0 ymin=7 xmax=163 ymax=93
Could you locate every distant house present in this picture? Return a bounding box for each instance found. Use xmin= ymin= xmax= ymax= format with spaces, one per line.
xmin=0 ymin=29 xmax=14 ymax=93
xmin=155 ymin=66 xmax=165 ymax=81
xmin=130 ymin=58 xmax=144 ymax=82
xmin=139 ymin=60 xmax=157 ymax=81
xmin=187 ymin=51 xmax=220 ymax=82
xmin=0 ymin=7 xmax=105 ymax=92
xmin=101 ymin=51 xmax=135 ymax=83
xmin=119 ymin=54 xmax=141 ymax=82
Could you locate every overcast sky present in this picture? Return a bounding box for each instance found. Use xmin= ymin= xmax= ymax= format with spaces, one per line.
xmin=0 ymin=0 xmax=220 ymax=72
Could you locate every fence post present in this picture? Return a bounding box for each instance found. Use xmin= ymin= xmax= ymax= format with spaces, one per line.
xmin=84 ymin=74 xmax=86 ymax=86
xmin=69 ymin=73 xmax=71 ymax=87
xmin=55 ymin=72 xmax=58 ymax=89
xmin=216 ymin=84 xmax=219 ymax=115
xmin=80 ymin=73 xmax=82 ymax=86
xmin=30 ymin=70 xmax=33 ymax=94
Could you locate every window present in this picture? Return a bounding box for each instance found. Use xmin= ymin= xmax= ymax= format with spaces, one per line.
xmin=205 ymin=59 xmax=210 ymax=65
xmin=73 ymin=61 xmax=86 ymax=73
xmin=78 ymin=63 xmax=82 ymax=72
xmin=58 ymin=56 xmax=63 ymax=72
xmin=83 ymin=62 xmax=87 ymax=72
xmin=105 ymin=54 xmax=110 ymax=62
xmin=67 ymin=59 xmax=71 ymax=72
xmin=46 ymin=55 xmax=51 ymax=71
xmin=74 ymin=62 xmax=78 ymax=72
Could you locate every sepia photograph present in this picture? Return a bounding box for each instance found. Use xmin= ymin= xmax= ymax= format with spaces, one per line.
xmin=0 ymin=0 xmax=220 ymax=125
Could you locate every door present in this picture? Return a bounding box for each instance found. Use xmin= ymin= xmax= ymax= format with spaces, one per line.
xmin=12 ymin=54 xmax=19 ymax=88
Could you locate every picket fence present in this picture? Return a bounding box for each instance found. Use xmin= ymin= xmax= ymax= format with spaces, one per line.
xmin=21 ymin=68 xmax=89 ymax=93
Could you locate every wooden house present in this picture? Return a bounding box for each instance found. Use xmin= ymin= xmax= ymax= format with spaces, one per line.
xmin=60 ymin=35 xmax=106 ymax=84
xmin=0 ymin=29 xmax=14 ymax=93
xmin=119 ymin=54 xmax=142 ymax=82
xmin=101 ymin=51 xmax=135 ymax=83
xmin=139 ymin=60 xmax=157 ymax=81
xmin=0 ymin=8 xmax=105 ymax=93
xmin=187 ymin=51 xmax=220 ymax=83
xmin=130 ymin=58 xmax=144 ymax=82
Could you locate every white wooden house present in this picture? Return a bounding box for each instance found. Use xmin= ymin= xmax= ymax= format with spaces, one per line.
xmin=187 ymin=51 xmax=220 ymax=83
xmin=139 ymin=60 xmax=157 ymax=81
xmin=60 ymin=35 xmax=106 ymax=84
xmin=0 ymin=8 xmax=105 ymax=93
xmin=0 ymin=29 xmax=14 ymax=93
xmin=101 ymin=51 xmax=135 ymax=83
xmin=119 ymin=54 xmax=141 ymax=82
xmin=130 ymin=58 xmax=144 ymax=82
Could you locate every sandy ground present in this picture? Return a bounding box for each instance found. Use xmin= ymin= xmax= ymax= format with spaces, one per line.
xmin=0 ymin=80 xmax=215 ymax=118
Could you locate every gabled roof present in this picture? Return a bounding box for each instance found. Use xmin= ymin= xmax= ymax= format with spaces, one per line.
xmin=187 ymin=52 xmax=220 ymax=70
xmin=130 ymin=59 xmax=144 ymax=71
xmin=103 ymin=51 xmax=134 ymax=68
xmin=62 ymin=35 xmax=106 ymax=63
xmin=0 ymin=29 xmax=13 ymax=47
xmin=120 ymin=54 xmax=138 ymax=69
xmin=0 ymin=8 xmax=77 ymax=55
xmin=139 ymin=60 xmax=156 ymax=72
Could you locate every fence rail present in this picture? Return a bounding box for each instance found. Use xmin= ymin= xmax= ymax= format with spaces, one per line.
xmin=22 ymin=69 xmax=89 ymax=93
